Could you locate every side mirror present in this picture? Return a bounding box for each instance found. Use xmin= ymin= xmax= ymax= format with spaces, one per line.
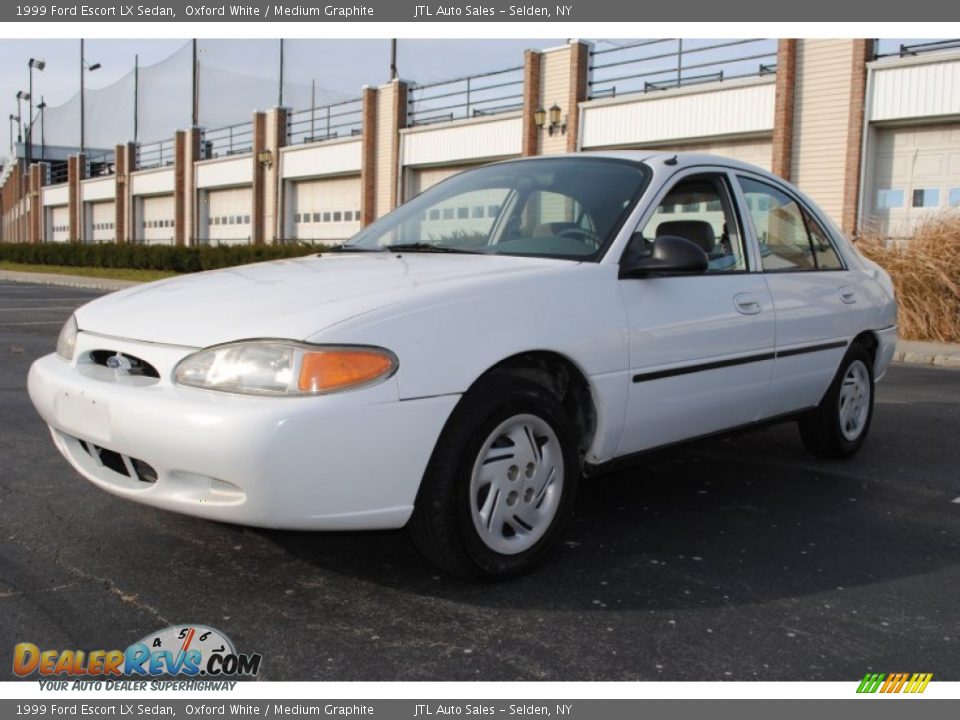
xmin=619 ymin=234 xmax=709 ymax=279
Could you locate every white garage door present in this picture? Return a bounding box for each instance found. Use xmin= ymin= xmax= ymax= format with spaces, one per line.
xmin=634 ymin=138 xmax=772 ymax=171
xmin=49 ymin=206 xmax=69 ymax=243
xmin=205 ymin=187 xmax=252 ymax=246
xmin=141 ymin=195 xmax=175 ymax=245
xmin=866 ymin=123 xmax=960 ymax=236
xmin=292 ymin=176 xmax=361 ymax=244
xmin=408 ymin=164 xmax=479 ymax=200
xmin=90 ymin=201 xmax=115 ymax=243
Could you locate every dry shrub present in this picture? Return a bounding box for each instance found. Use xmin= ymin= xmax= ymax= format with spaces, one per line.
xmin=857 ymin=213 xmax=960 ymax=343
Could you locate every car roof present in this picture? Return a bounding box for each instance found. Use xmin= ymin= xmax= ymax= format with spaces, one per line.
xmin=494 ymin=150 xmax=772 ymax=176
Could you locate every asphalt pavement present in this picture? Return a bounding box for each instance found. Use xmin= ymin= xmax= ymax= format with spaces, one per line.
xmin=1 ymin=281 xmax=958 ymax=681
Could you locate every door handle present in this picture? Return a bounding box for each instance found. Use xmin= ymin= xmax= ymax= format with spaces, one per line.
xmin=838 ymin=286 xmax=858 ymax=304
xmin=734 ymin=293 xmax=762 ymax=315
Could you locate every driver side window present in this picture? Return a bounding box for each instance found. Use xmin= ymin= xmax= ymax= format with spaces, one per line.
xmin=634 ymin=175 xmax=747 ymax=273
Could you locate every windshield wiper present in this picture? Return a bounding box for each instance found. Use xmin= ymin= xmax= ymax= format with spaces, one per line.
xmin=384 ymin=243 xmax=481 ymax=254
xmin=317 ymin=244 xmax=380 ymax=255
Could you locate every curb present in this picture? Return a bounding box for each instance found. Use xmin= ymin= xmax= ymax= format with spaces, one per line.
xmin=0 ymin=271 xmax=139 ymax=292
xmin=892 ymin=349 xmax=960 ymax=368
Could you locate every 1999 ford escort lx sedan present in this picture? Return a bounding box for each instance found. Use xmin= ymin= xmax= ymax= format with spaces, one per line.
xmin=29 ymin=153 xmax=897 ymax=578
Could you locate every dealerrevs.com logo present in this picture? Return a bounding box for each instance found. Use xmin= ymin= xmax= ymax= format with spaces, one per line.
xmin=13 ymin=625 xmax=261 ymax=681
xmin=857 ymin=673 xmax=933 ymax=694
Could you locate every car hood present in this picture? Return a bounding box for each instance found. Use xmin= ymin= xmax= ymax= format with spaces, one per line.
xmin=75 ymin=252 xmax=569 ymax=348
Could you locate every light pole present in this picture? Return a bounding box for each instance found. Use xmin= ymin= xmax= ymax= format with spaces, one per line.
xmin=9 ymin=115 xmax=19 ymax=157
xmin=27 ymin=58 xmax=45 ymax=169
xmin=15 ymin=91 xmax=28 ymax=146
xmin=80 ymin=39 xmax=101 ymax=155
xmin=37 ymin=99 xmax=46 ymax=161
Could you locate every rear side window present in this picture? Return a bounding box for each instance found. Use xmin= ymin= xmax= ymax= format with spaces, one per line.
xmin=802 ymin=207 xmax=844 ymax=270
xmin=738 ymin=176 xmax=843 ymax=272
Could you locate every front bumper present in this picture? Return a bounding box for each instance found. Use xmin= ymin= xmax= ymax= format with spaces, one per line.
xmin=27 ymin=332 xmax=459 ymax=531
xmin=874 ymin=325 xmax=898 ymax=381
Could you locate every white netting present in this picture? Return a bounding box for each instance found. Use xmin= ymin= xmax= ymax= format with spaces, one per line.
xmin=33 ymin=39 xmax=563 ymax=153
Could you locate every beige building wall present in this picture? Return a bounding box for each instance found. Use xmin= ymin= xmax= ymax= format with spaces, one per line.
xmin=539 ymin=46 xmax=573 ymax=155
xmin=790 ymin=40 xmax=857 ymax=224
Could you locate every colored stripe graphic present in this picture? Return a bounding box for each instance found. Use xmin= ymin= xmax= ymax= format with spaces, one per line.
xmin=856 ymin=672 xmax=932 ymax=693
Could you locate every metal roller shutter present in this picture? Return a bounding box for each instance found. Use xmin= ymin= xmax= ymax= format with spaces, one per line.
xmin=141 ymin=195 xmax=175 ymax=245
xmin=292 ymin=176 xmax=362 ymax=243
xmin=205 ymin=187 xmax=253 ymax=246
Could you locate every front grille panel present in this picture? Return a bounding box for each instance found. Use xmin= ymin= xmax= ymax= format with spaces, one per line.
xmin=78 ymin=439 xmax=157 ymax=484
xmin=88 ymin=350 xmax=160 ymax=379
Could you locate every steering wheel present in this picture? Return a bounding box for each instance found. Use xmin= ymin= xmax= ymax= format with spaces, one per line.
xmin=557 ymin=226 xmax=602 ymax=249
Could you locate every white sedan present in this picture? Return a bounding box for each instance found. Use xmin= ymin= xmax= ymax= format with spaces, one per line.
xmin=29 ymin=153 xmax=897 ymax=578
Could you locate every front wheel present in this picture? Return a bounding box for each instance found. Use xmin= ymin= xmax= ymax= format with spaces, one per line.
xmin=798 ymin=343 xmax=875 ymax=459
xmin=408 ymin=375 xmax=580 ymax=579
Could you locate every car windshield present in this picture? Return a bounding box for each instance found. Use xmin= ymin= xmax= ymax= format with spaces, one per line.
xmin=344 ymin=157 xmax=650 ymax=261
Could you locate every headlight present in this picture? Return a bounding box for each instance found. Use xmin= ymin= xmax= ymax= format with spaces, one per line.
xmin=173 ymin=341 xmax=398 ymax=396
xmin=56 ymin=314 xmax=78 ymax=361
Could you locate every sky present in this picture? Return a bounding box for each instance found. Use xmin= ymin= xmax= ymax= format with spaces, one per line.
xmin=0 ymin=38 xmax=568 ymax=162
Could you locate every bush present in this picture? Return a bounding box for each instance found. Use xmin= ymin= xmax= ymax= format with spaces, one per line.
xmin=0 ymin=242 xmax=316 ymax=274
xmin=858 ymin=214 xmax=960 ymax=343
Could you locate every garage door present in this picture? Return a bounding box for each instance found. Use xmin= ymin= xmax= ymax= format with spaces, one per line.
xmin=205 ymin=187 xmax=252 ymax=246
xmin=89 ymin=201 xmax=115 ymax=243
xmin=49 ymin=206 xmax=69 ymax=243
xmin=292 ymin=176 xmax=361 ymax=243
xmin=141 ymin=195 xmax=175 ymax=245
xmin=634 ymin=138 xmax=772 ymax=171
xmin=407 ymin=164 xmax=479 ymax=200
xmin=866 ymin=123 xmax=960 ymax=236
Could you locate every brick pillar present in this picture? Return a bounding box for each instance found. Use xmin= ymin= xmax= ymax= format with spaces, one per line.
xmin=566 ymin=41 xmax=591 ymax=153
xmin=184 ymin=128 xmax=202 ymax=245
xmin=771 ymin=39 xmax=798 ymax=181
xmin=521 ymin=50 xmax=543 ymax=157
xmin=28 ymin=163 xmax=45 ymax=244
xmin=68 ymin=154 xmax=86 ymax=243
xmin=841 ymin=39 xmax=873 ymax=237
xmin=251 ymin=112 xmax=267 ymax=245
xmin=373 ymin=79 xmax=408 ymax=218
xmin=360 ymin=86 xmax=378 ymax=227
xmin=264 ymin=108 xmax=288 ymax=244
xmin=114 ymin=143 xmax=135 ymax=244
xmin=173 ymin=131 xmax=188 ymax=246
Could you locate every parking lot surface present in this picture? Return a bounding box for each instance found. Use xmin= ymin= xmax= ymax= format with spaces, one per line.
xmin=1 ymin=281 xmax=958 ymax=681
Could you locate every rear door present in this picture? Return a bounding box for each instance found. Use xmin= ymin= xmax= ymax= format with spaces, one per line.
xmin=616 ymin=168 xmax=776 ymax=456
xmin=733 ymin=174 xmax=863 ymax=417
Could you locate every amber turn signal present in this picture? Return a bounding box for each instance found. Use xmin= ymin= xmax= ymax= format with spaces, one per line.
xmin=298 ymin=349 xmax=396 ymax=393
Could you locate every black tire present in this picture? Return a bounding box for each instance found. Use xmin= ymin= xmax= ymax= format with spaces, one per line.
xmin=798 ymin=342 xmax=875 ymax=459
xmin=408 ymin=373 xmax=580 ymax=580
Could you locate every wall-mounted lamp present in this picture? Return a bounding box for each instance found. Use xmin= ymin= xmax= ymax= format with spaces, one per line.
xmin=534 ymin=106 xmax=546 ymax=129
xmin=534 ymin=104 xmax=566 ymax=136
xmin=547 ymin=103 xmax=566 ymax=136
xmin=257 ymin=149 xmax=273 ymax=168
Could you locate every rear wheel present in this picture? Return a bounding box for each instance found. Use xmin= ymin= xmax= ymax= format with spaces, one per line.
xmin=799 ymin=343 xmax=875 ymax=459
xmin=409 ymin=374 xmax=579 ymax=579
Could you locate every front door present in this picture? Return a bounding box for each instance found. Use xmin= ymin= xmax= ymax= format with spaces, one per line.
xmin=616 ymin=170 xmax=776 ymax=457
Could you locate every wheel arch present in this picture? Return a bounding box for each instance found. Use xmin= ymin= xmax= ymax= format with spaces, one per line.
xmin=469 ymin=350 xmax=598 ymax=464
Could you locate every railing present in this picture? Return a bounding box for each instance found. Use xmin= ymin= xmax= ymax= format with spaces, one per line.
xmin=202 ymin=121 xmax=254 ymax=159
xmin=136 ymin=139 xmax=175 ymax=170
xmin=588 ymin=39 xmax=778 ymax=100
xmin=407 ymin=65 xmax=524 ymax=127
xmin=874 ymin=38 xmax=960 ymax=60
xmin=86 ymin=151 xmax=116 ymax=178
xmin=288 ymin=98 xmax=364 ymax=145
xmin=47 ymin=161 xmax=68 ymax=185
